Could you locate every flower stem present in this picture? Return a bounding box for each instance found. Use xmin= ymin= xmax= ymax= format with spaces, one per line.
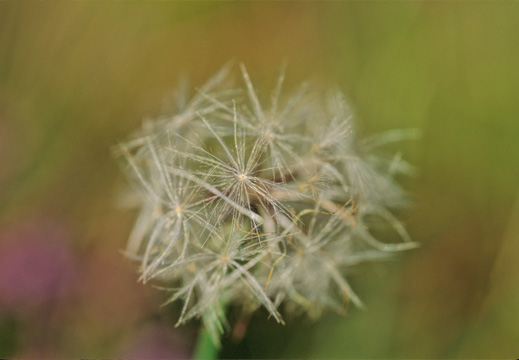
xmin=193 ymin=326 xmax=220 ymax=360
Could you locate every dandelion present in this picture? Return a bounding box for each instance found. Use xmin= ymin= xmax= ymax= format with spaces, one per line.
xmin=114 ymin=64 xmax=418 ymax=347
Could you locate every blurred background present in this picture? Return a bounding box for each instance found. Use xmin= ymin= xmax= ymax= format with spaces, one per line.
xmin=1 ymin=2 xmax=518 ymax=358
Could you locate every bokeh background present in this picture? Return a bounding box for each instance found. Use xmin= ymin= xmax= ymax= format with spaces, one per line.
xmin=1 ymin=2 xmax=518 ymax=358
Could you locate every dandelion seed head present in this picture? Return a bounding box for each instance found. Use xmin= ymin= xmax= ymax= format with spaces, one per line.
xmin=114 ymin=64 xmax=417 ymax=342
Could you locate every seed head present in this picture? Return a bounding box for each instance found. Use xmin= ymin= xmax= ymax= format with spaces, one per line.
xmin=115 ymin=64 xmax=418 ymax=343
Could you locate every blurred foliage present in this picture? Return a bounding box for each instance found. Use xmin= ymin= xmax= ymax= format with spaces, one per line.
xmin=0 ymin=2 xmax=518 ymax=358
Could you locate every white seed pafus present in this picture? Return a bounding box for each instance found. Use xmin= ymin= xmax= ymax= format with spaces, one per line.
xmin=115 ymin=64 xmax=418 ymax=343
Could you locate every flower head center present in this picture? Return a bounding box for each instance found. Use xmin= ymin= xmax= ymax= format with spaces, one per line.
xmin=187 ymin=262 xmax=196 ymax=273
xmin=175 ymin=206 xmax=183 ymax=216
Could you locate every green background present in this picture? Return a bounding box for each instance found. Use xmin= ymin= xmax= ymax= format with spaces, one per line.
xmin=1 ymin=2 xmax=518 ymax=358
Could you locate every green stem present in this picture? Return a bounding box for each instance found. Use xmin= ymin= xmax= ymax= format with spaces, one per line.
xmin=193 ymin=301 xmax=228 ymax=360
xmin=193 ymin=326 xmax=219 ymax=360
